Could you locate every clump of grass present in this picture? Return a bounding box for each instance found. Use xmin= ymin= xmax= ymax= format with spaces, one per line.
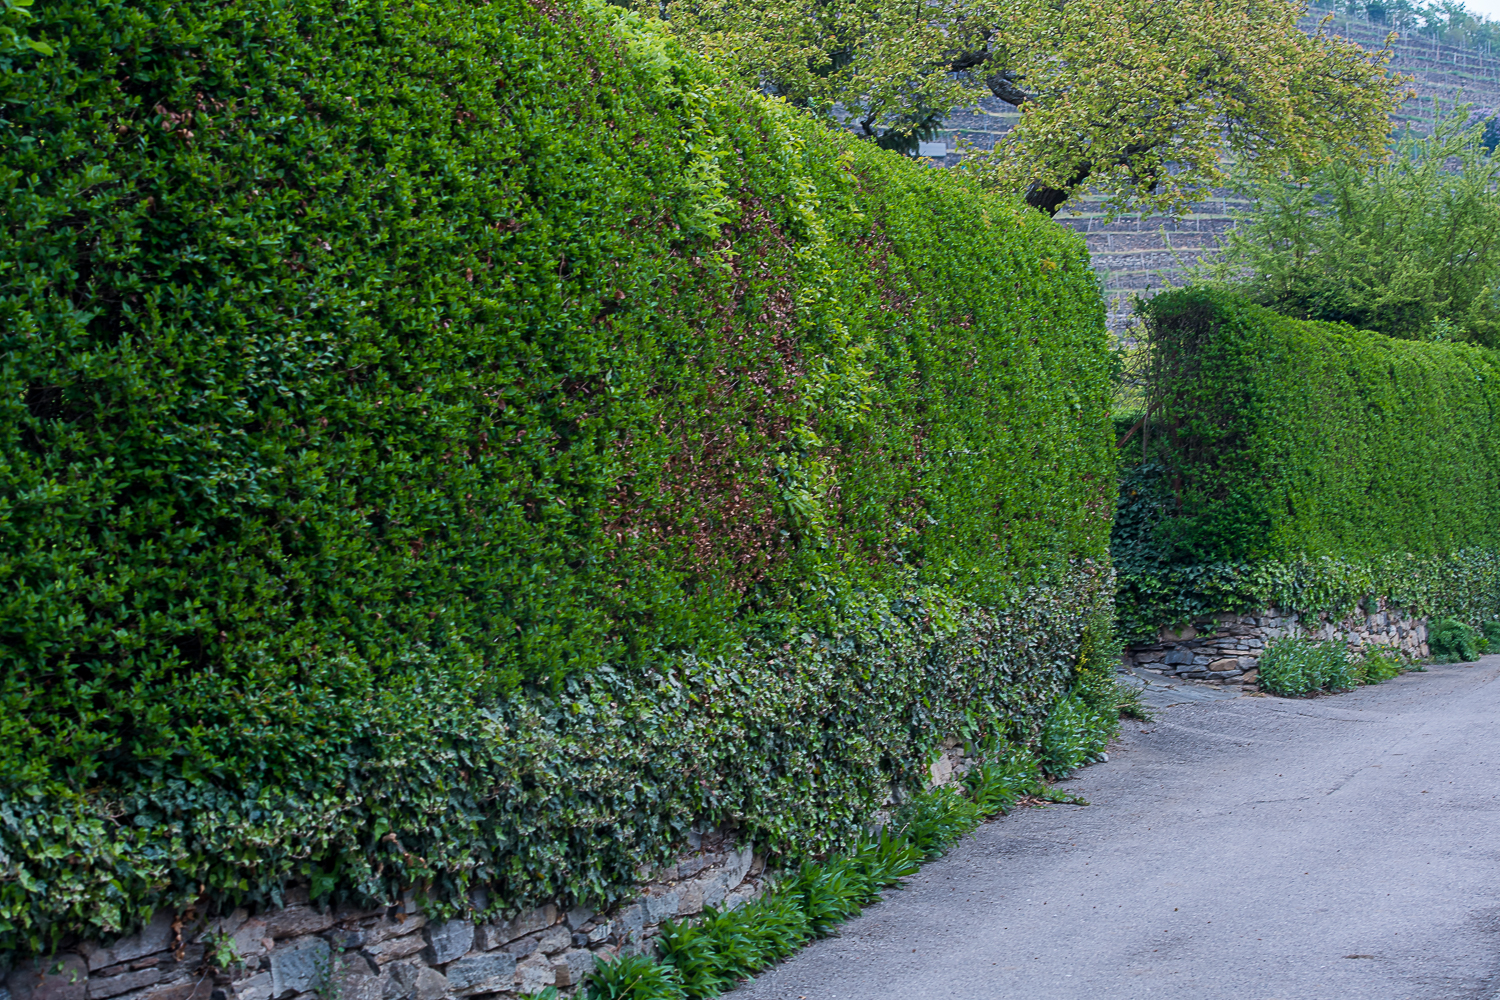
xmin=1115 ymin=678 xmax=1153 ymax=721
xmin=585 ymin=955 xmax=686 ymax=1000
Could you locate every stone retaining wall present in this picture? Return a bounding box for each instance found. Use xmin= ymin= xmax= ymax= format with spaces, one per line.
xmin=1 ymin=832 xmax=765 ymax=1000
xmin=1 ymin=743 xmax=977 ymax=1000
xmin=1125 ymin=600 xmax=1429 ymax=689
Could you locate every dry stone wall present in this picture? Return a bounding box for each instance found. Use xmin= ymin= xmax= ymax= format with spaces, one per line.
xmin=0 ymin=835 xmax=768 ymax=1000
xmin=1124 ymin=600 xmax=1429 ymax=689
xmin=0 ymin=745 xmax=990 ymax=1000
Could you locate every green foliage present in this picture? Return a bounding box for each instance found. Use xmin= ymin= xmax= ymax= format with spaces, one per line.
xmin=1258 ymin=638 xmax=1359 ymax=696
xmin=585 ymin=954 xmax=686 ymax=1000
xmin=1115 ymin=288 xmax=1500 ymax=640
xmin=634 ymin=0 xmax=1404 ymax=217
xmin=1039 ymin=695 xmax=1112 ymax=777
xmin=1205 ymin=108 xmax=1500 ymax=345
xmin=1068 ymin=598 xmax=1128 ymax=736
xmin=1114 ymin=681 xmax=1153 ymax=721
xmin=1038 ymin=596 xmax=1133 ymax=766
xmin=656 ymin=829 xmax=925 ymax=994
xmin=0 ymin=0 xmax=50 ymax=59
xmin=1428 ymin=618 xmax=1489 ymax=662
xmin=0 ymin=0 xmax=1111 ymax=957
xmin=897 ymin=785 xmax=987 ymax=860
xmin=1356 ymin=648 xmax=1404 ymax=685
xmin=962 ymin=753 xmax=1046 ymax=816
xmin=649 ymin=747 xmax=1045 ymax=998
xmin=1483 ymin=620 xmax=1500 ymax=648
xmin=1145 ymin=288 xmax=1500 ymax=562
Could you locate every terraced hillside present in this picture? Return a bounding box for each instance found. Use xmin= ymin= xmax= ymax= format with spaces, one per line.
xmin=928 ymin=9 xmax=1500 ymax=333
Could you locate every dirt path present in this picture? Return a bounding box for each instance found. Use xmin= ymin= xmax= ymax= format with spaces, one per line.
xmin=733 ymin=658 xmax=1500 ymax=999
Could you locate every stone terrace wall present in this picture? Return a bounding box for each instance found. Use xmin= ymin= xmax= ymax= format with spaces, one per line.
xmin=2 ymin=743 xmax=977 ymax=1000
xmin=0 ymin=834 xmax=763 ymax=1000
xmin=1125 ymin=600 xmax=1430 ymax=690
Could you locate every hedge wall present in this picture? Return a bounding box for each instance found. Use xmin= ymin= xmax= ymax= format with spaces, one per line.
xmin=0 ymin=0 xmax=1113 ymax=956
xmin=1116 ymin=287 xmax=1500 ymax=638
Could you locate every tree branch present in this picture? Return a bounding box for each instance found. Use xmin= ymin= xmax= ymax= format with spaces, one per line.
xmin=986 ymin=70 xmax=1033 ymax=107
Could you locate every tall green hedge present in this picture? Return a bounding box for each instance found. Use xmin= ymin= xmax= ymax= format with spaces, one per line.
xmin=1116 ymin=287 xmax=1500 ymax=638
xmin=0 ymin=0 xmax=1112 ymax=955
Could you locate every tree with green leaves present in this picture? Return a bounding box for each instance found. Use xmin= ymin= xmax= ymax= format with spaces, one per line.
xmin=1199 ymin=107 xmax=1500 ymax=345
xmin=638 ymin=0 xmax=1409 ymax=215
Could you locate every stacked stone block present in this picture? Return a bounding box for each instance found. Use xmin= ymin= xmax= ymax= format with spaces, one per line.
xmin=1 ymin=836 xmax=764 ymax=1000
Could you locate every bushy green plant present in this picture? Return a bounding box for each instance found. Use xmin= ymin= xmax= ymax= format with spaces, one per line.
xmin=1070 ymin=600 xmax=1128 ymax=735
xmin=1258 ymin=637 xmax=1358 ymax=696
xmin=1039 ymin=694 xmax=1112 ymax=777
xmin=0 ymin=0 xmax=1112 ymax=956
xmin=1428 ymin=618 xmax=1488 ymax=662
xmin=585 ymin=954 xmax=686 ymax=1000
xmin=1483 ymin=620 xmax=1500 ymax=648
xmin=1203 ymin=107 xmax=1500 ymax=345
xmin=1356 ymin=647 xmax=1404 ymax=685
xmin=963 ymin=753 xmax=1047 ymax=816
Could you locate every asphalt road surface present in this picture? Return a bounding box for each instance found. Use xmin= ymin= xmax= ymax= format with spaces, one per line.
xmin=733 ymin=657 xmax=1500 ymax=1000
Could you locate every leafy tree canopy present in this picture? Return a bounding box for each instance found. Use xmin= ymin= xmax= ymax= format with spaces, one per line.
xmin=1199 ymin=107 xmax=1500 ymax=345
xmin=632 ymin=0 xmax=1410 ymax=216
xmin=1316 ymin=0 xmax=1500 ymax=49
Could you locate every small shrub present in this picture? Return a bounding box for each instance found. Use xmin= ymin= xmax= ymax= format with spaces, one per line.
xmin=1356 ymin=648 xmax=1404 ymax=685
xmin=1428 ymin=618 xmax=1488 ymax=663
xmin=1483 ymin=620 xmax=1500 ymax=652
xmin=1258 ymin=637 xmax=1358 ymax=696
xmin=585 ymin=954 xmax=686 ymax=1000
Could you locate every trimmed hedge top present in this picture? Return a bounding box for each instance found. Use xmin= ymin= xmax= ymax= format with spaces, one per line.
xmin=1139 ymin=288 xmax=1500 ymax=563
xmin=0 ymin=0 xmax=1110 ymax=955
xmin=1114 ymin=287 xmax=1500 ymax=636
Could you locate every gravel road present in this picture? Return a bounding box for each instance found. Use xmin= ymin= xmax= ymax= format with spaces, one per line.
xmin=732 ymin=657 xmax=1500 ymax=999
